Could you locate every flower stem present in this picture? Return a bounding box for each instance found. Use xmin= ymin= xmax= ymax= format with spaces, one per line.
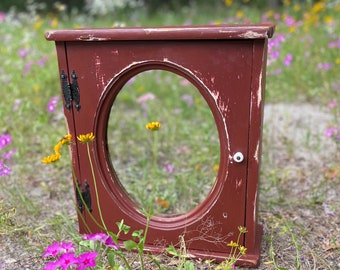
xmin=86 ymin=143 xmax=108 ymax=233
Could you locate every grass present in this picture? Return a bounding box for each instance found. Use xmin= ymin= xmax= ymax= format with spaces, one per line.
xmin=108 ymin=70 xmax=219 ymax=214
xmin=0 ymin=0 xmax=340 ymax=269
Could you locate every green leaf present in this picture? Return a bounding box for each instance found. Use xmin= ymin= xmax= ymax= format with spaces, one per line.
xmin=124 ymin=240 xmax=138 ymax=251
xmin=107 ymin=251 xmax=116 ymax=267
xmin=132 ymin=229 xmax=143 ymax=238
xmin=116 ymin=219 xmax=131 ymax=234
xmin=184 ymin=261 xmax=195 ymax=270
xmin=165 ymin=245 xmax=179 ymax=257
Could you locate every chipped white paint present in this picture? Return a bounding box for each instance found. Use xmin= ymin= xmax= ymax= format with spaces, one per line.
xmin=45 ymin=31 xmax=53 ymax=39
xmin=111 ymin=49 xmax=119 ymax=55
xmin=94 ymin=54 xmax=106 ymax=91
xmin=235 ymin=178 xmax=243 ymax=189
xmin=253 ymin=141 xmax=259 ymax=163
xmin=257 ymin=71 xmax=263 ymax=108
xmin=78 ymin=35 xmax=110 ymax=41
xmin=253 ymin=188 xmax=258 ymax=221
xmin=240 ymin=31 xmax=266 ymax=39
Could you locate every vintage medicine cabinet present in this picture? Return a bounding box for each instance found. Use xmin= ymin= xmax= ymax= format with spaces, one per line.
xmin=46 ymin=24 xmax=275 ymax=267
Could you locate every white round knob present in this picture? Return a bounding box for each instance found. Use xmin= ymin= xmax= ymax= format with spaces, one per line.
xmin=233 ymin=152 xmax=244 ymax=163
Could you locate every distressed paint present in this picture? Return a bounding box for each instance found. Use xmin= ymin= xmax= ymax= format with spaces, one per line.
xmin=94 ymin=54 xmax=107 ymax=91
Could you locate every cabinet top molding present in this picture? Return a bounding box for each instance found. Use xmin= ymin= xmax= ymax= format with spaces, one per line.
xmin=45 ymin=23 xmax=275 ymax=42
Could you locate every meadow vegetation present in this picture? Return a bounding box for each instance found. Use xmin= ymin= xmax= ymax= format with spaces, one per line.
xmin=0 ymin=0 xmax=340 ymax=269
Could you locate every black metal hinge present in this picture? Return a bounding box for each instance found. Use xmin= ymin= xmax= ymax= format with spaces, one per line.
xmin=60 ymin=70 xmax=81 ymax=111
xmin=76 ymin=180 xmax=92 ymax=213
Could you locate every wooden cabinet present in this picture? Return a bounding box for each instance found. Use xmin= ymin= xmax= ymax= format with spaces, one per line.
xmin=46 ymin=24 xmax=274 ymax=267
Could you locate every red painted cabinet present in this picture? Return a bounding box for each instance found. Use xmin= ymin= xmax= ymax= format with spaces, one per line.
xmin=46 ymin=24 xmax=274 ymax=267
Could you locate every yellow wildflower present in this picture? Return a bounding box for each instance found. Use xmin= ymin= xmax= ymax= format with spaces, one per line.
xmin=288 ymin=26 xmax=296 ymax=33
xmin=224 ymin=0 xmax=232 ymax=7
xmin=238 ymin=226 xmax=248 ymax=233
xmin=227 ymin=240 xmax=239 ymax=248
xmin=236 ymin=10 xmax=244 ymax=19
xmin=239 ymin=245 xmax=247 ymax=255
xmin=293 ymin=4 xmax=301 ymax=12
xmin=283 ymin=0 xmax=291 ymax=6
xmin=311 ymin=2 xmax=325 ymax=14
xmin=50 ymin=17 xmax=59 ymax=28
xmin=42 ymin=134 xmax=72 ymax=164
xmin=323 ymin=16 xmax=334 ymax=25
xmin=146 ymin=122 xmax=161 ymax=131
xmin=42 ymin=152 xmax=61 ymax=164
xmin=60 ymin=134 xmax=72 ymax=145
xmin=34 ymin=18 xmax=43 ymax=30
xmin=77 ymin=132 xmax=95 ymax=143
xmin=54 ymin=141 xmax=62 ymax=154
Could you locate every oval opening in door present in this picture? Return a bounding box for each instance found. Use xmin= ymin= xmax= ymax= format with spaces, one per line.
xmin=107 ymin=69 xmax=220 ymax=216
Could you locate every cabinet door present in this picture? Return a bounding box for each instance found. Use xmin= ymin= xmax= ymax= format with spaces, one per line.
xmin=64 ymin=39 xmax=253 ymax=255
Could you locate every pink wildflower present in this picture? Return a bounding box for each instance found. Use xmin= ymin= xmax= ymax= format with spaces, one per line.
xmin=43 ymin=242 xmax=63 ymax=258
xmin=83 ymin=233 xmax=119 ymax=249
xmin=136 ymin=93 xmax=155 ymax=104
xmin=47 ymin=96 xmax=60 ymax=113
xmin=58 ymin=252 xmax=77 ymax=270
xmin=76 ymin=251 xmax=98 ymax=270
xmin=328 ymin=101 xmax=338 ymax=108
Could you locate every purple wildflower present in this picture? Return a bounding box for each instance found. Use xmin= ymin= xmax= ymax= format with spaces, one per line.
xmin=37 ymin=56 xmax=49 ymax=67
xmin=43 ymin=242 xmax=63 ymax=258
xmin=333 ymin=82 xmax=340 ymax=92
xmin=60 ymin=242 xmax=75 ymax=253
xmin=322 ymin=202 xmax=335 ymax=217
xmin=180 ymin=79 xmax=190 ymax=86
xmin=136 ymin=93 xmax=155 ymax=104
xmin=18 ymin=48 xmax=30 ymax=58
xmin=23 ymin=61 xmax=33 ymax=76
xmin=83 ymin=233 xmax=119 ymax=249
xmin=328 ymin=39 xmax=340 ymax=50
xmin=47 ymin=96 xmax=60 ymax=113
xmin=164 ymin=162 xmax=176 ymax=174
xmin=76 ymin=251 xmax=98 ymax=270
xmin=285 ymin=16 xmax=295 ymax=27
xmin=317 ymin=62 xmax=332 ymax=70
xmin=58 ymin=252 xmax=77 ymax=270
xmin=0 ymin=162 xmax=10 ymax=176
xmin=104 ymin=235 xmax=119 ymax=249
xmin=325 ymin=127 xmax=340 ymax=138
xmin=268 ymin=68 xmax=282 ymax=76
xmin=267 ymin=33 xmax=286 ymax=66
xmin=177 ymin=145 xmax=189 ymax=154
xmin=328 ymin=101 xmax=338 ymax=108
xmin=181 ymin=94 xmax=194 ymax=106
xmin=3 ymin=149 xmax=17 ymax=160
xmin=283 ymin=53 xmax=293 ymax=67
xmin=0 ymin=133 xmax=12 ymax=149
xmin=83 ymin=233 xmax=107 ymax=242
xmin=0 ymin=12 xmax=5 ymax=22
xmin=12 ymin=99 xmax=22 ymax=111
